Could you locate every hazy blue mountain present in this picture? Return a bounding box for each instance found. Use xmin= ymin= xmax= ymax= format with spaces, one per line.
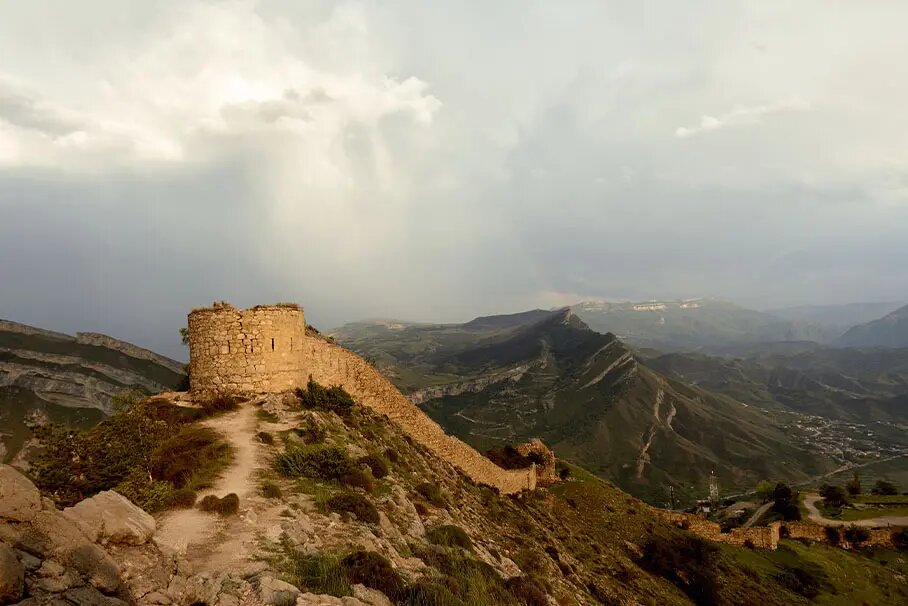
xmin=836 ymin=303 xmax=908 ymax=348
xmin=766 ymin=301 xmax=904 ymax=333
xmin=569 ymin=298 xmax=836 ymax=353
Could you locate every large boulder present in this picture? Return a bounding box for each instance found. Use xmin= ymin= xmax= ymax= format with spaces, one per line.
xmin=30 ymin=510 xmax=94 ymax=557
xmin=0 ymin=465 xmax=42 ymax=523
xmin=0 ymin=544 xmax=24 ymax=605
xmin=64 ymin=491 xmax=156 ymax=546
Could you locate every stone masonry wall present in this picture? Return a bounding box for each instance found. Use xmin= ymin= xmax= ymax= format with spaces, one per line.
xmin=659 ymin=511 xmax=903 ymax=551
xmin=188 ymin=304 xmax=306 ymax=395
xmin=299 ymin=337 xmax=536 ymax=495
xmin=783 ymin=521 xmax=902 ymax=549
xmin=657 ymin=511 xmax=779 ymax=550
xmin=187 ymin=303 xmax=536 ymax=495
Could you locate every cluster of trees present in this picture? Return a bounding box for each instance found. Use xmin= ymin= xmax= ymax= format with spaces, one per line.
xmin=755 ymin=481 xmax=801 ymax=521
xmin=821 ymin=472 xmax=900 ymax=510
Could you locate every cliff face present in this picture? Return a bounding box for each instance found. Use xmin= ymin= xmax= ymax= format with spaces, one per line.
xmin=0 ymin=320 xmax=186 ymax=463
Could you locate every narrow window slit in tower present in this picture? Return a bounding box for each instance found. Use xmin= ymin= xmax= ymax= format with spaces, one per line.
xmin=271 ymin=338 xmax=275 ymax=351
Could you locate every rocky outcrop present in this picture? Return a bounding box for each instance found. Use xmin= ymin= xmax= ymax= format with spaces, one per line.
xmin=0 ymin=465 xmax=43 ymax=522
xmin=74 ymin=333 xmax=186 ymax=376
xmin=407 ymin=364 xmax=531 ymax=405
xmin=63 ymin=491 xmax=156 ymax=546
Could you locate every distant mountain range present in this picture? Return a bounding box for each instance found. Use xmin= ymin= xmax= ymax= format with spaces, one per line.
xmin=333 ymin=309 xmax=837 ymax=504
xmin=837 ymin=303 xmax=908 ymax=348
xmin=570 ymin=298 xmax=905 ymax=353
xmin=0 ymin=319 xmax=186 ymax=463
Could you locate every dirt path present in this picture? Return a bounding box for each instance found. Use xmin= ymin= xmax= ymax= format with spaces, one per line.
xmin=742 ymin=502 xmax=772 ymax=529
xmin=803 ymin=493 xmax=908 ymax=527
xmin=153 ymin=402 xmax=288 ymax=573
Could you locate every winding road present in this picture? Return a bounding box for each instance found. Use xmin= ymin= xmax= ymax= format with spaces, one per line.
xmin=802 ymin=493 xmax=908 ymax=528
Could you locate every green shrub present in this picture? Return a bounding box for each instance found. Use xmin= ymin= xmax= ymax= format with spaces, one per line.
xmin=295 ymin=377 xmax=355 ymax=417
xmin=293 ymin=420 xmax=327 ymax=444
xmin=397 ymin=581 xmax=463 ymax=606
xmin=415 ymin=482 xmax=445 ymax=507
xmin=505 ymin=575 xmax=549 ymax=606
xmin=115 ymin=473 xmax=175 ymax=513
xmin=261 ymin=481 xmax=283 ymax=499
xmin=385 ymin=448 xmax=400 ymax=464
xmin=151 ymin=426 xmax=232 ymax=490
xmin=893 ymin=528 xmax=908 ymax=550
xmin=824 ymin=526 xmax=841 ymax=546
xmin=359 ymin=454 xmax=390 ymax=479
xmin=327 ymin=493 xmax=380 ymax=524
xmin=412 ymin=546 xmax=511 ymax=604
xmin=513 ymin=548 xmax=547 ymax=576
xmin=199 ymin=493 xmax=240 ymax=515
xmin=31 ymin=400 xmax=185 ymax=507
xmin=872 ymin=480 xmax=899 ymax=495
xmin=170 ymin=487 xmax=198 ymax=508
xmin=341 ymin=469 xmax=375 ymax=492
xmin=843 ymin=526 xmax=870 ymax=547
xmin=340 ymin=551 xmax=404 ymax=599
xmin=257 ymin=431 xmax=275 ymax=445
xmin=426 ymin=525 xmax=473 ymax=551
xmin=275 ymin=445 xmax=355 ymax=480
xmin=279 ymin=550 xmax=352 ymax=597
xmin=202 ymin=393 xmax=241 ymax=416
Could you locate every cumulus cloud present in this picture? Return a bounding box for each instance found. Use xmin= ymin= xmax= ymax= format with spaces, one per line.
xmin=675 ymin=98 xmax=810 ymax=138
xmin=1 ymin=1 xmax=908 ymax=357
xmin=0 ymin=1 xmax=440 ymax=170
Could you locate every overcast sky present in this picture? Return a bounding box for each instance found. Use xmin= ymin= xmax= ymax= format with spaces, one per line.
xmin=2 ymin=1 xmax=908 ymax=358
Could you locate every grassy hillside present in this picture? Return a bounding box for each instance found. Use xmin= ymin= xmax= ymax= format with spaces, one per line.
xmin=23 ymin=386 xmax=908 ymax=605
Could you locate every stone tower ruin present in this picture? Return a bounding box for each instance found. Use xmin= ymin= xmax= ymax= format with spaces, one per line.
xmin=187 ymin=302 xmax=307 ymax=395
xmin=186 ymin=301 xmax=540 ymax=494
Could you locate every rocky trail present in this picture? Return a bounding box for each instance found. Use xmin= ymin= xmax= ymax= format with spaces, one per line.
xmin=153 ymin=401 xmax=291 ymax=574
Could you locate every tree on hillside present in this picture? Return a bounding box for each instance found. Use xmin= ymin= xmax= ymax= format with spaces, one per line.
xmin=771 ymin=483 xmax=801 ymax=521
xmin=755 ymin=480 xmax=774 ymax=503
xmin=846 ymin=471 xmax=861 ymax=497
xmin=871 ymin=480 xmax=898 ymax=496
xmin=820 ymin=484 xmax=848 ymax=508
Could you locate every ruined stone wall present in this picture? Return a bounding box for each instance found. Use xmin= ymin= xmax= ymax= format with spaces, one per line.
xmin=658 ymin=512 xmax=901 ymax=551
xmin=188 ymin=304 xmax=306 ymax=395
xmin=515 ymin=439 xmax=558 ymax=485
xmin=783 ymin=521 xmax=901 ymax=548
xmin=656 ymin=511 xmax=779 ymax=550
xmin=299 ymin=337 xmax=536 ymax=495
xmin=782 ymin=522 xmax=827 ymax=543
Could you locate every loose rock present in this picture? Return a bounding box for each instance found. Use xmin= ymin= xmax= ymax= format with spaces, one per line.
xmin=0 ymin=543 xmax=25 ymax=604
